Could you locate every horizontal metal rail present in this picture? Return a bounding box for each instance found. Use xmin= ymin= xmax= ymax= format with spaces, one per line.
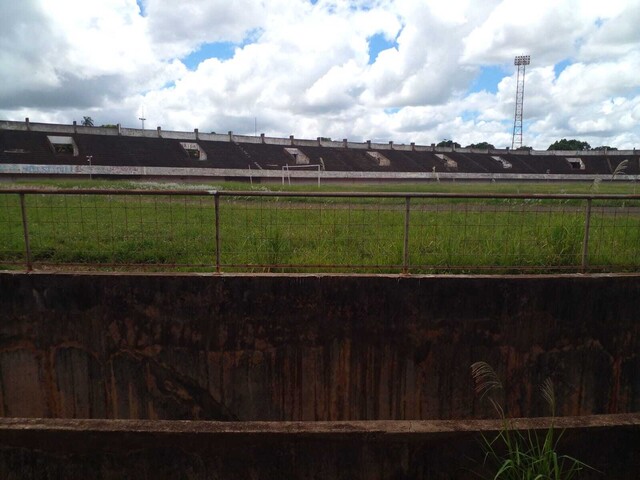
xmin=2 ymin=188 xmax=640 ymax=200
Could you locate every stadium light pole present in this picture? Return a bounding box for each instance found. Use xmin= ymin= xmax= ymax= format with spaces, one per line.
xmin=139 ymin=105 xmax=146 ymax=130
xmin=511 ymin=55 xmax=530 ymax=150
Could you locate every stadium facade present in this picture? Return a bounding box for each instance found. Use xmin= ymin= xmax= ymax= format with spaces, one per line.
xmin=1 ymin=119 xmax=638 ymax=182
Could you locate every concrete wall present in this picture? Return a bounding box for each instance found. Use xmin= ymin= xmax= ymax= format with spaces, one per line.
xmin=0 ymin=415 xmax=637 ymax=479
xmin=0 ymin=272 xmax=638 ymax=422
xmin=2 ymin=162 xmax=640 ymax=182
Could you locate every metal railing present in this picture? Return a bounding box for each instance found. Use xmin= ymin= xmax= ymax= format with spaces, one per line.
xmin=1 ymin=188 xmax=639 ymax=274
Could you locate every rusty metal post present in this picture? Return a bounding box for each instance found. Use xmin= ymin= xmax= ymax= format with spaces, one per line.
xmin=214 ymin=192 xmax=221 ymax=273
xmin=19 ymin=193 xmax=32 ymax=271
xmin=403 ymin=196 xmax=410 ymax=274
xmin=581 ymin=198 xmax=592 ymax=272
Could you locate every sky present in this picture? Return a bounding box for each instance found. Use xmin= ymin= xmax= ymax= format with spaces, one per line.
xmin=1 ymin=0 xmax=639 ymax=150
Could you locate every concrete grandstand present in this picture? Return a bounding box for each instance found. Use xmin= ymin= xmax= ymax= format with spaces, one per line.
xmin=1 ymin=119 xmax=638 ymax=182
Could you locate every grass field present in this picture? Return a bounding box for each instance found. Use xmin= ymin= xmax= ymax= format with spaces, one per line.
xmin=1 ymin=179 xmax=639 ymax=273
xmin=3 ymin=177 xmax=639 ymax=195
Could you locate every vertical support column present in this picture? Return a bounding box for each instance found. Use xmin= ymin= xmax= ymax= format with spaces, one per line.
xmin=19 ymin=193 xmax=32 ymax=271
xmin=214 ymin=192 xmax=221 ymax=273
xmin=403 ymin=196 xmax=411 ymax=274
xmin=581 ymin=198 xmax=592 ymax=272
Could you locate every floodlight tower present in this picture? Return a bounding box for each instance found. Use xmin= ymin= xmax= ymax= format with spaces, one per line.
xmin=139 ymin=106 xmax=146 ymax=130
xmin=511 ymin=55 xmax=530 ymax=150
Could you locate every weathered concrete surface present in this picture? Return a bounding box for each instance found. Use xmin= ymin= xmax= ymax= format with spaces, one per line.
xmin=0 ymin=415 xmax=637 ymax=479
xmin=0 ymin=272 xmax=638 ymax=421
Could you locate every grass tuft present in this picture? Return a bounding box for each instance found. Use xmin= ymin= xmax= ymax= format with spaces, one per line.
xmin=470 ymin=361 xmax=595 ymax=479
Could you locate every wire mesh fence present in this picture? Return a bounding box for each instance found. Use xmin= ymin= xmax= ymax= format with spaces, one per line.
xmin=219 ymin=194 xmax=407 ymax=271
xmin=1 ymin=189 xmax=639 ymax=274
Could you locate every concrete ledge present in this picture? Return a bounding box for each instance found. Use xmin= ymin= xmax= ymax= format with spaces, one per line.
xmin=1 ymin=413 xmax=638 ymax=438
xmin=0 ymin=415 xmax=637 ymax=479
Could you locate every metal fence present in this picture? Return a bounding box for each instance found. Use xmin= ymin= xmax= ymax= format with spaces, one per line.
xmin=1 ymin=188 xmax=639 ymax=274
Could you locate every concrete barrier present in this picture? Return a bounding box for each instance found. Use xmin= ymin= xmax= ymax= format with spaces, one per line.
xmin=2 ymin=162 xmax=640 ymax=182
xmin=0 ymin=272 xmax=638 ymax=421
xmin=0 ymin=415 xmax=637 ymax=479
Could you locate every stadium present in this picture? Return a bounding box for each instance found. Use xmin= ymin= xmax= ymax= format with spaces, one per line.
xmin=1 ymin=118 xmax=639 ymax=183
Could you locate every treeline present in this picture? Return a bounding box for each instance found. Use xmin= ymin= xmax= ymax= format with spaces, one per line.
xmin=437 ymin=139 xmax=619 ymax=151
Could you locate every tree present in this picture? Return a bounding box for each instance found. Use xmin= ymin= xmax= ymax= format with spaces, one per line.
xmin=593 ymin=145 xmax=618 ymax=151
xmin=465 ymin=142 xmax=495 ymax=150
xmin=81 ymin=116 xmax=94 ymax=127
xmin=516 ymin=145 xmax=533 ymax=151
xmin=437 ymin=139 xmax=461 ymax=148
xmin=547 ymin=139 xmax=590 ymax=151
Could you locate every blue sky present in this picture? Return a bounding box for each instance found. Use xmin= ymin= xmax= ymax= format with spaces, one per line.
xmin=553 ymin=59 xmax=572 ymax=78
xmin=469 ymin=66 xmax=508 ymax=94
xmin=136 ymin=0 xmax=145 ymax=16
xmin=367 ymin=32 xmax=398 ymax=64
xmin=183 ymin=42 xmax=237 ymax=68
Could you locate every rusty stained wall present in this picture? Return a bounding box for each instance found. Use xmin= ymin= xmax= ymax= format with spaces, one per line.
xmin=0 ymin=272 xmax=638 ymax=421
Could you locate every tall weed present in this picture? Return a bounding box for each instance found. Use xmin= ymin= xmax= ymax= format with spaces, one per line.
xmin=470 ymin=362 xmax=594 ymax=480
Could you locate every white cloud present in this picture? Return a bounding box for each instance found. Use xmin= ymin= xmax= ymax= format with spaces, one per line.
xmin=0 ymin=0 xmax=186 ymax=112
xmin=144 ymin=0 xmax=268 ymax=58
xmin=1 ymin=0 xmax=639 ymax=149
xmin=578 ymin=5 xmax=640 ymax=61
xmin=0 ymin=0 xmax=67 ymax=97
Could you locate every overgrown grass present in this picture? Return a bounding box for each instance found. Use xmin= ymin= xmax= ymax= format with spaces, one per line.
xmin=3 ymin=178 xmax=640 ymax=195
xmin=471 ymin=362 xmax=594 ymax=480
xmin=0 ymin=189 xmax=639 ymax=272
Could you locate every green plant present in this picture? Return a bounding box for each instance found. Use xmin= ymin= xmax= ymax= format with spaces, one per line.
xmin=470 ymin=361 xmax=594 ymax=479
xmin=607 ymin=158 xmax=628 ymax=180
xmin=546 ymin=221 xmax=582 ymax=265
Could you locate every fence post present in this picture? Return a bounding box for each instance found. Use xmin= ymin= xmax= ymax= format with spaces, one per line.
xmin=403 ymin=196 xmax=411 ymax=274
xmin=19 ymin=193 xmax=32 ymax=271
xmin=214 ymin=192 xmax=221 ymax=273
xmin=581 ymin=198 xmax=592 ymax=272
